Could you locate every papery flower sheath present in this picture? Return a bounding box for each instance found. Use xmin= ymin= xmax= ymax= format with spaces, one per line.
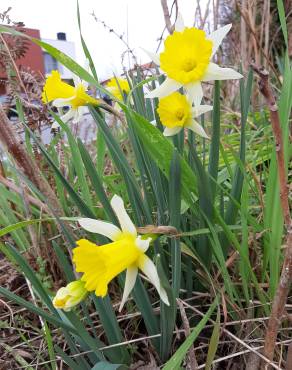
xmin=73 ymin=195 xmax=169 ymax=311
xmin=144 ymin=14 xmax=243 ymax=106
xmin=53 ymin=280 xmax=87 ymax=311
xmin=42 ymin=70 xmax=100 ymax=124
xmin=106 ymin=77 xmax=130 ymax=101
xmin=157 ymin=92 xmax=212 ymax=137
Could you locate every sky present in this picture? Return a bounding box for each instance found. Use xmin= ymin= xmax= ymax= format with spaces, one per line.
xmin=1 ymin=0 xmax=205 ymax=80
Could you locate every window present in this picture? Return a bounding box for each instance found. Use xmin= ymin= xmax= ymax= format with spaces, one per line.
xmin=44 ymin=52 xmax=58 ymax=74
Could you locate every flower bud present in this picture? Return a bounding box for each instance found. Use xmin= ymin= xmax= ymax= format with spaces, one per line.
xmin=53 ymin=280 xmax=87 ymax=311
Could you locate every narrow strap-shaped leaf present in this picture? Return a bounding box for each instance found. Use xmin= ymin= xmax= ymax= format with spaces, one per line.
xmin=169 ymin=149 xmax=181 ymax=297
xmin=51 ymin=111 xmax=94 ymax=213
xmin=162 ymin=297 xmax=219 ymax=369
xmin=1 ymin=243 xmax=57 ymax=312
xmin=223 ymin=69 xmax=253 ymax=257
xmin=157 ymin=254 xmax=176 ymax=362
xmin=208 ymin=80 xmax=220 ymax=200
xmin=21 ymin=120 xmax=96 ymax=219
xmin=189 ymin=147 xmax=214 ymax=267
xmin=93 ymin=296 xmax=130 ymax=364
xmin=76 ymin=0 xmax=98 ymax=80
xmin=52 ymin=240 xmax=76 ymax=282
xmin=55 ymin=345 xmax=89 ymax=370
xmin=203 ymin=307 xmax=221 ymax=370
xmin=0 ymin=286 xmax=78 ymax=334
xmin=123 ymin=108 xmax=198 ymax=209
xmin=132 ymin=276 xmax=160 ymax=351
xmin=90 ymin=107 xmax=151 ymax=224
xmin=78 ymin=138 xmax=118 ymax=223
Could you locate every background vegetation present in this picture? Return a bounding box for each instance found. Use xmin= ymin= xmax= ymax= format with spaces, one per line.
xmin=0 ymin=1 xmax=291 ymax=369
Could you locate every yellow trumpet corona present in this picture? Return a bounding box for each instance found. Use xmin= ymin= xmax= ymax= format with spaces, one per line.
xmin=73 ymin=195 xmax=169 ymax=311
xmin=42 ymin=70 xmax=99 ymax=123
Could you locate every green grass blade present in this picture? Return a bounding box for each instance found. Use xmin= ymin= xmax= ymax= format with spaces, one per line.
xmin=77 ymin=138 xmax=118 ymax=223
xmin=189 ymin=147 xmax=214 ymax=267
xmin=51 ymin=112 xmax=94 ymax=213
xmin=76 ymin=0 xmax=98 ymax=80
xmin=124 ymin=108 xmax=198 ymax=207
xmin=90 ymin=107 xmax=150 ymax=223
xmin=43 ymin=321 xmax=57 ymax=370
xmin=163 ymin=297 xmax=218 ymax=370
xmin=276 ymin=0 xmax=288 ymax=46
xmin=52 ymin=240 xmax=76 ymax=282
xmin=0 ymin=286 xmax=78 ymax=334
xmin=158 ymin=255 xmax=177 ymax=361
xmin=55 ymin=345 xmax=90 ymax=370
xmin=205 ymin=308 xmax=220 ymax=370
xmin=169 ymin=149 xmax=181 ymax=298
xmin=93 ymin=296 xmax=130 ymax=364
xmin=96 ymin=129 xmax=107 ymax=177
xmin=208 ymin=81 xmax=220 ymax=200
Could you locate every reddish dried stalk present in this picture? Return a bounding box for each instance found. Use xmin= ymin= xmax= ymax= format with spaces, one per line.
xmin=251 ymin=64 xmax=292 ymax=369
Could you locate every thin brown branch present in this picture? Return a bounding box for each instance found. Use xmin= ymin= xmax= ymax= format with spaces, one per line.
xmin=181 ymin=300 xmax=283 ymax=370
xmin=160 ymin=0 xmax=175 ymax=34
xmin=251 ymin=64 xmax=292 ymax=369
xmin=236 ymin=2 xmax=280 ymax=82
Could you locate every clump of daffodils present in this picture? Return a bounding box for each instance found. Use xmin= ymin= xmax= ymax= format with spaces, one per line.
xmin=106 ymin=77 xmax=130 ymax=101
xmin=54 ymin=195 xmax=169 ymax=312
xmin=53 ymin=280 xmax=87 ymax=311
xmin=42 ymin=70 xmax=100 ymax=123
xmin=157 ymin=92 xmax=212 ymax=137
xmin=145 ymin=15 xmax=242 ymax=106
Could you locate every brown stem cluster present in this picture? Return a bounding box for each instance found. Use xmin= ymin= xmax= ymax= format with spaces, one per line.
xmin=251 ymin=64 xmax=292 ymax=369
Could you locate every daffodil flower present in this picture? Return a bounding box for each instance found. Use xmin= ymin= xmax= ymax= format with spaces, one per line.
xmin=144 ymin=15 xmax=243 ymax=106
xmin=53 ymin=280 xmax=87 ymax=311
xmin=106 ymin=77 xmax=130 ymax=101
xmin=157 ymin=92 xmax=212 ymax=137
xmin=42 ymin=70 xmax=100 ymax=124
xmin=73 ymin=195 xmax=169 ymax=311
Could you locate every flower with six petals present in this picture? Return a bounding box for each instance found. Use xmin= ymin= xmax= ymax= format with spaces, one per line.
xmin=73 ymin=195 xmax=169 ymax=311
xmin=42 ymin=70 xmax=100 ymax=124
xmin=157 ymin=92 xmax=212 ymax=137
xmin=144 ymin=15 xmax=243 ymax=106
xmin=106 ymin=77 xmax=130 ymax=101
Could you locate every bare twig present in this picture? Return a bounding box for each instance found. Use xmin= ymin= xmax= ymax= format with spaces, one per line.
xmin=181 ymin=300 xmax=283 ymax=370
xmin=251 ymin=64 xmax=292 ymax=369
xmin=236 ymin=2 xmax=280 ymax=82
xmin=91 ymin=11 xmax=138 ymax=70
xmin=160 ymin=0 xmax=177 ymax=34
xmin=287 ymin=342 xmax=292 ymax=370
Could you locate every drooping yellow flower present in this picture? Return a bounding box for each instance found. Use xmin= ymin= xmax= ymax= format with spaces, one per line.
xmin=157 ymin=92 xmax=211 ymax=137
xmin=42 ymin=70 xmax=99 ymax=123
xmin=73 ymin=195 xmax=169 ymax=311
xmin=106 ymin=77 xmax=130 ymax=101
xmin=53 ymin=280 xmax=87 ymax=311
xmin=144 ymin=14 xmax=243 ymax=106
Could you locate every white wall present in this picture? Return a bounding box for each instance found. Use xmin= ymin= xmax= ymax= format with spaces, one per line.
xmin=42 ymin=38 xmax=76 ymax=80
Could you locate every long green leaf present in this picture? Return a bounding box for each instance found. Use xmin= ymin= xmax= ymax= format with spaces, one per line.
xmin=124 ymin=108 xmax=198 ymax=207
